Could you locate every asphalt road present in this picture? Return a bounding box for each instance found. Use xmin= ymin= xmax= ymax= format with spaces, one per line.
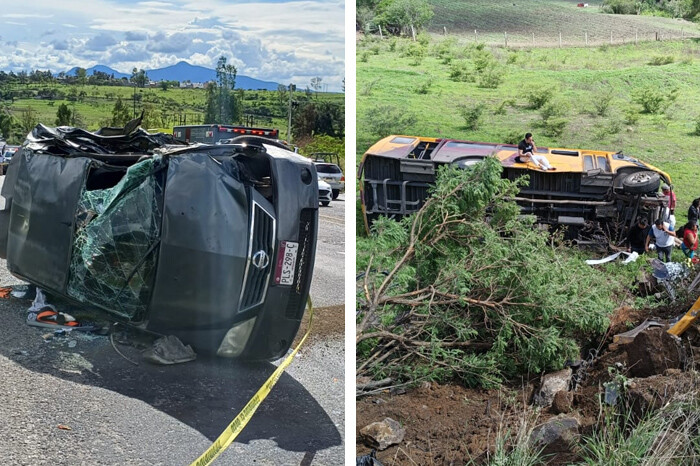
xmin=0 ymin=195 xmax=345 ymax=466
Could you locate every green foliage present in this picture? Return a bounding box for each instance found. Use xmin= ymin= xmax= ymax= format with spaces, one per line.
xmin=378 ymin=0 xmax=434 ymax=35
xmin=449 ymin=60 xmax=474 ymax=82
xmin=110 ymin=97 xmax=130 ymax=126
xmin=363 ymin=104 xmax=417 ymax=138
xmin=526 ymin=85 xmax=557 ymax=110
xmin=632 ymin=86 xmax=677 ymax=114
xmin=693 ymin=116 xmax=700 ymax=136
xmin=592 ymin=87 xmax=615 ymax=117
xmin=494 ymin=99 xmax=515 ymax=115
xmin=405 ymin=42 xmax=426 ymax=65
xmin=0 ymin=110 xmax=14 ymax=139
xmin=539 ymin=99 xmax=568 ymax=121
xmin=647 ymin=55 xmax=675 ymax=66
xmin=55 ymin=103 xmax=72 ymax=126
xmin=292 ymin=100 xmax=345 ymax=139
xmin=502 ymin=129 xmax=523 ymax=144
xmin=416 ymin=32 xmax=430 ymax=47
xmin=623 ymin=108 xmax=640 ymax=125
xmin=602 ymin=0 xmax=637 ymax=14
xmin=459 ymin=102 xmax=485 ymax=130
xmin=357 ymin=161 xmax=619 ymax=388
xmin=360 ymin=51 xmax=370 ymax=63
xmin=413 ymin=77 xmax=433 ymax=94
xmin=541 ymin=117 xmax=568 ymax=137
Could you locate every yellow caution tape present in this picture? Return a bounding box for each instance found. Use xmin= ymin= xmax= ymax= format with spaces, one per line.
xmin=190 ymin=297 xmax=313 ymax=466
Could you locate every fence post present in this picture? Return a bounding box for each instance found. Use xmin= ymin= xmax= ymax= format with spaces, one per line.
xmin=443 ymin=26 xmax=447 ymax=36
xmin=585 ymin=31 xmax=588 ymax=46
xmin=635 ymin=29 xmax=638 ymax=45
xmin=475 ymin=29 xmax=478 ymax=42
xmin=682 ymin=29 xmax=684 ymax=40
xmin=378 ymin=25 xmax=383 ymax=39
xmin=532 ymin=32 xmax=535 ymax=47
xmin=559 ymin=31 xmax=562 ymax=48
xmin=505 ymin=31 xmax=508 ymax=47
xmin=410 ymin=24 xmax=416 ymax=41
xmin=610 ymin=31 xmax=613 ymax=45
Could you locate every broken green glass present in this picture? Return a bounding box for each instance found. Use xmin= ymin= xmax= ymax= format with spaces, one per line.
xmin=67 ymin=157 xmax=162 ymax=319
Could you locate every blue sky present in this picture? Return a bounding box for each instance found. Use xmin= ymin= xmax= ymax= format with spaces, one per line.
xmin=0 ymin=0 xmax=345 ymax=91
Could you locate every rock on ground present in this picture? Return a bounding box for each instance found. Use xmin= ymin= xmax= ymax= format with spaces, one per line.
xmin=533 ymin=368 xmax=572 ymax=408
xmin=360 ymin=418 xmax=405 ymax=451
xmin=530 ymin=414 xmax=580 ymax=455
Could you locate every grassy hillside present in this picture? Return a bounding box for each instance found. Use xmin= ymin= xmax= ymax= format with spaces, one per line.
xmin=427 ymin=0 xmax=700 ymax=45
xmin=357 ymin=36 xmax=700 ymax=221
xmin=1 ymin=83 xmax=343 ymax=142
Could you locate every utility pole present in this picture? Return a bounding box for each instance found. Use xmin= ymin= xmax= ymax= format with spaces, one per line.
xmin=287 ymin=83 xmax=295 ymax=143
xmin=133 ymin=83 xmax=137 ymax=118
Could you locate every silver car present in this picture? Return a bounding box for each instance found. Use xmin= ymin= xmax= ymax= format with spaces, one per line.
xmin=314 ymin=163 xmax=344 ymax=199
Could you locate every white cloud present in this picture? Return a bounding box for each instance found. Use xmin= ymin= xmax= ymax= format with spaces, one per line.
xmin=0 ymin=0 xmax=345 ymax=90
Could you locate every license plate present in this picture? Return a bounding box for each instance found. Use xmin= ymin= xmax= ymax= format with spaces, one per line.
xmin=274 ymin=241 xmax=298 ymax=286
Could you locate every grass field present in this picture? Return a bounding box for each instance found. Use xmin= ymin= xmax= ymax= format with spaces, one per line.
xmin=357 ymin=36 xmax=700 ymax=223
xmin=1 ymin=83 xmax=343 ymax=142
xmin=427 ymin=0 xmax=700 ymax=46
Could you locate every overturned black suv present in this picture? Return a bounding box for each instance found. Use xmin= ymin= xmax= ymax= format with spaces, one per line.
xmin=0 ymin=122 xmax=318 ymax=360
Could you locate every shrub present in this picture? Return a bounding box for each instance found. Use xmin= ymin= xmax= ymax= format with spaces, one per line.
xmin=360 ymin=51 xmax=370 ymax=63
xmin=526 ymin=85 xmax=557 ymax=110
xmin=370 ymin=44 xmax=381 ymax=55
xmin=539 ymin=99 xmax=569 ymax=121
xmin=433 ymin=37 xmax=456 ymax=58
xmin=694 ymin=116 xmax=700 ymax=136
xmin=388 ymin=38 xmax=398 ymax=52
xmin=449 ymin=61 xmax=473 ymax=82
xmin=406 ymin=42 xmax=426 ymax=66
xmin=360 ymin=78 xmax=381 ymax=96
xmin=477 ymin=67 xmax=503 ymax=89
xmin=459 ymin=102 xmax=485 ymax=130
xmin=503 ymin=129 xmax=523 ymax=144
xmin=364 ymin=104 xmax=417 ymax=138
xmin=648 ymin=55 xmax=675 ymax=66
xmin=494 ymin=99 xmax=515 ymax=115
xmin=413 ymin=77 xmax=433 ymax=95
xmin=542 ymin=117 xmax=567 ymax=137
xmin=602 ymin=0 xmax=637 ymax=14
xmin=632 ymin=86 xmax=677 ymax=114
xmin=592 ymin=87 xmax=615 ymax=117
xmin=416 ymin=32 xmax=431 ymax=47
xmin=623 ymin=108 xmax=639 ymax=125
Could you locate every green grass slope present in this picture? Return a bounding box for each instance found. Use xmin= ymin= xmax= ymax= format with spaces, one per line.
xmin=357 ymin=37 xmax=700 ymax=221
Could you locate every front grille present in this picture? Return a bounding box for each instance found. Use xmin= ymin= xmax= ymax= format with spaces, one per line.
xmin=240 ymin=197 xmax=276 ymax=311
xmin=285 ymin=208 xmax=316 ymax=319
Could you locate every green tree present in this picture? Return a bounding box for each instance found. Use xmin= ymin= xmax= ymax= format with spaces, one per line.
xmin=380 ymin=0 xmax=434 ymax=38
xmin=159 ymin=81 xmax=169 ymax=91
xmin=55 ymin=103 xmax=72 ymax=126
xmin=203 ymin=82 xmax=219 ymax=124
xmin=111 ymin=97 xmax=131 ymax=126
xmin=0 ymin=110 xmax=14 ymax=140
xmin=130 ymin=68 xmax=148 ymax=88
xmin=18 ymin=107 xmax=37 ymax=135
xmin=203 ymin=56 xmax=242 ymax=124
xmin=75 ymin=67 xmax=87 ymax=85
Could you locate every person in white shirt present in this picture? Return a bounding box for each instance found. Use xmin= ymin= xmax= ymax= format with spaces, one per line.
xmin=645 ymin=218 xmax=676 ymax=262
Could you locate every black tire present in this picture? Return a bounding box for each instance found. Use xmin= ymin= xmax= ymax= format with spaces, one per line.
xmin=621 ymin=171 xmax=661 ymax=194
xmin=332 ymin=189 xmax=340 ymax=199
xmin=321 ymin=200 xmax=330 ymax=207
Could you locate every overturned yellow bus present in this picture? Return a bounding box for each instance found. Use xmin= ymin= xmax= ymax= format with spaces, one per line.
xmin=359 ymin=135 xmax=673 ymax=243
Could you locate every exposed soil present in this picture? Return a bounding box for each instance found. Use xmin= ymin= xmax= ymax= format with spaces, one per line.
xmin=294 ymin=304 xmax=344 ymax=346
xmin=356 ymin=298 xmax=700 ymax=465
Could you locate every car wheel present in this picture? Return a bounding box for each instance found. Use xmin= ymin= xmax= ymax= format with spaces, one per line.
xmin=621 ymin=171 xmax=661 ymax=194
xmin=321 ymin=201 xmax=330 ymax=207
xmin=332 ymin=189 xmax=339 ymax=199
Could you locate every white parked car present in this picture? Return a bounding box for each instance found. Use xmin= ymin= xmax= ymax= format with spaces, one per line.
xmin=314 ymin=162 xmax=344 ymax=199
xmin=318 ymin=178 xmax=332 ymax=207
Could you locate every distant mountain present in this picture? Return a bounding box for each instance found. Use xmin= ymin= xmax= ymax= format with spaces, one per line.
xmin=65 ymin=65 xmax=129 ymax=79
xmin=63 ymin=61 xmax=280 ymax=90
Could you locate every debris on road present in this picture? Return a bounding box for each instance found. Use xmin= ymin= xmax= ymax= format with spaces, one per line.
xmin=142 ymin=335 xmax=196 ymax=365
